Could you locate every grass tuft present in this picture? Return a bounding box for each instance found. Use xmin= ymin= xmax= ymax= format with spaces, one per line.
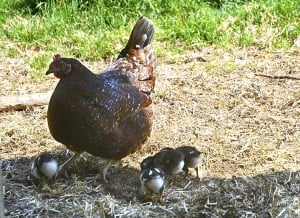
xmin=0 ymin=0 xmax=299 ymax=66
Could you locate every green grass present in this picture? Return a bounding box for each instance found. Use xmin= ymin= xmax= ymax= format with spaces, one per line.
xmin=0 ymin=0 xmax=299 ymax=60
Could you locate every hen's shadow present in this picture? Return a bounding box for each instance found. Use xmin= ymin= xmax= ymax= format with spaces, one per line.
xmin=2 ymin=150 xmax=142 ymax=202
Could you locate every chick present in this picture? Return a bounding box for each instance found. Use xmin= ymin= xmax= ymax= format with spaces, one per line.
xmin=152 ymin=147 xmax=185 ymax=176
xmin=140 ymin=156 xmax=155 ymax=170
xmin=139 ymin=167 xmax=166 ymax=203
xmin=140 ymin=147 xmax=184 ymax=176
xmin=176 ymin=146 xmax=201 ymax=178
xmin=31 ymin=153 xmax=58 ymax=181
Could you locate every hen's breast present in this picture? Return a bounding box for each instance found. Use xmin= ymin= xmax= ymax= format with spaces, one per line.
xmin=47 ymin=70 xmax=153 ymax=159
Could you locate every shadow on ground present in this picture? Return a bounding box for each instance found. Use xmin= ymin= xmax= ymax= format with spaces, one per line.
xmin=2 ymin=151 xmax=299 ymax=217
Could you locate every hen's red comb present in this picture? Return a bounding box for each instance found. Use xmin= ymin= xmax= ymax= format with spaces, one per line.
xmin=53 ymin=54 xmax=61 ymax=60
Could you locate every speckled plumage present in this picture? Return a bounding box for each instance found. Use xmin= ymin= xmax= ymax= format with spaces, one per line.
xmin=46 ymin=17 xmax=156 ymax=180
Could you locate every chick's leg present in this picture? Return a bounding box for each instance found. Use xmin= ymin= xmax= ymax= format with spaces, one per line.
xmin=144 ymin=193 xmax=153 ymax=202
xmin=183 ymin=167 xmax=189 ymax=178
xmin=194 ymin=167 xmax=199 ymax=179
xmin=158 ymin=191 xmax=163 ymax=203
xmin=55 ymin=152 xmax=82 ymax=179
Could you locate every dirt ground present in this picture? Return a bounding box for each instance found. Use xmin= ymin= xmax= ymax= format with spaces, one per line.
xmin=0 ymin=46 xmax=299 ymax=217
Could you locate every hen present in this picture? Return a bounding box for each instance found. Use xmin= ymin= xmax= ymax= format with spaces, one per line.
xmin=46 ymin=16 xmax=156 ymax=182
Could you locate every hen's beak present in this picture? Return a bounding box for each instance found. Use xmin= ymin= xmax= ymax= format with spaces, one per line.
xmin=46 ymin=69 xmax=55 ymax=75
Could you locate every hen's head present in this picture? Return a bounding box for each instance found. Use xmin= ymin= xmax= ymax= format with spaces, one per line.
xmin=46 ymin=54 xmax=72 ymax=79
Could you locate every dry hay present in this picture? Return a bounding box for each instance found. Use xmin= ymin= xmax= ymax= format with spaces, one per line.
xmin=0 ymin=46 xmax=299 ymax=217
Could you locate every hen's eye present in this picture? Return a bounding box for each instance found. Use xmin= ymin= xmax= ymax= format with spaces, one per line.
xmin=59 ymin=62 xmax=65 ymax=69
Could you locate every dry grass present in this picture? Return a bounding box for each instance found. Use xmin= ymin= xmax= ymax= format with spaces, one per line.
xmin=0 ymin=46 xmax=300 ymax=217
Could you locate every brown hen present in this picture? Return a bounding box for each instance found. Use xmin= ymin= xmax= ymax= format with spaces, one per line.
xmin=46 ymin=16 xmax=156 ymax=182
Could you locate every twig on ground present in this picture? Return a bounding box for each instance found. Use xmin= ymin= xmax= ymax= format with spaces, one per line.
xmin=184 ymin=56 xmax=208 ymax=63
xmin=0 ymin=161 xmax=4 ymax=218
xmin=0 ymin=92 xmax=52 ymax=112
xmin=254 ymin=73 xmax=300 ymax=80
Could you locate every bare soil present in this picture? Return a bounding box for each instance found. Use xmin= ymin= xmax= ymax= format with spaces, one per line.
xmin=1 ymin=46 xmax=299 ymax=217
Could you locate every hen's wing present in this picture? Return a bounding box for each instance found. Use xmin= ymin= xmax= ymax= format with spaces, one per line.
xmin=94 ymin=71 xmax=143 ymax=121
xmin=106 ymin=16 xmax=156 ymax=108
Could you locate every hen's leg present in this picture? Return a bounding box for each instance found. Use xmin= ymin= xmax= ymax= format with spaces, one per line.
xmin=55 ymin=152 xmax=82 ymax=179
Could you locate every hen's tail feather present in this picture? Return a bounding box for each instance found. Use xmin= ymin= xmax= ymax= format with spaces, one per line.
xmin=118 ymin=16 xmax=156 ymax=67
xmin=128 ymin=16 xmax=153 ymax=49
xmin=114 ymin=16 xmax=156 ymax=108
